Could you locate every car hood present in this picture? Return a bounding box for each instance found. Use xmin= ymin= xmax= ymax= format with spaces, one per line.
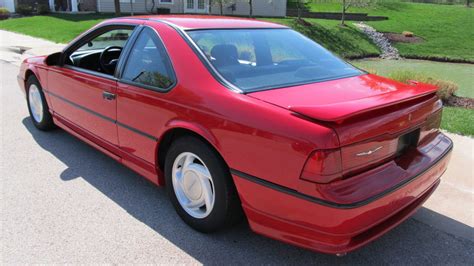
xmin=247 ymin=74 xmax=438 ymax=122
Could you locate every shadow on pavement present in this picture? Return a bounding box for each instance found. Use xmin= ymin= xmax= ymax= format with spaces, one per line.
xmin=22 ymin=117 xmax=474 ymax=264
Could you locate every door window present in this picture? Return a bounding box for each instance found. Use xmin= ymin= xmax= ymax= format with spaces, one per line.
xmin=121 ymin=28 xmax=175 ymax=90
xmin=65 ymin=27 xmax=134 ymax=75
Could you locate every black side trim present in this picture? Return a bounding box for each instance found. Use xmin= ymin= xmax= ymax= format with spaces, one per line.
xmin=230 ymin=139 xmax=453 ymax=209
xmin=116 ymin=121 xmax=157 ymax=140
xmin=46 ymin=90 xmax=115 ymax=123
xmin=45 ymin=90 xmax=157 ymax=141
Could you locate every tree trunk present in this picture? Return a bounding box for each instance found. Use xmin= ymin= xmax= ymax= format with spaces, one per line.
xmin=297 ymin=0 xmax=301 ymax=20
xmin=249 ymin=0 xmax=253 ymax=18
xmin=467 ymin=0 xmax=471 ymax=7
xmin=341 ymin=0 xmax=346 ymax=26
xmin=114 ymin=0 xmax=121 ymax=16
xmin=219 ymin=2 xmax=223 ymax=15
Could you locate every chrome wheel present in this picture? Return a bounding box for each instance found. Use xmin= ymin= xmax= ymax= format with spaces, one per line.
xmin=28 ymin=84 xmax=43 ymax=123
xmin=172 ymin=152 xmax=215 ymax=219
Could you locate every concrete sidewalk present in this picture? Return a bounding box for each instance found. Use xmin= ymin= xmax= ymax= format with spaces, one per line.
xmin=0 ymin=30 xmax=64 ymax=66
xmin=1 ymin=28 xmax=473 ymax=247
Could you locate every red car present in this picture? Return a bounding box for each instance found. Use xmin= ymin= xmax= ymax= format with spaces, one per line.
xmin=17 ymin=15 xmax=452 ymax=255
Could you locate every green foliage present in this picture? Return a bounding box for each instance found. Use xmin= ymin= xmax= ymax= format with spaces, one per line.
xmin=0 ymin=7 xmax=10 ymax=16
xmin=441 ymin=107 xmax=474 ymax=137
xmin=16 ymin=4 xmax=33 ymax=16
xmin=388 ymin=70 xmax=458 ymax=101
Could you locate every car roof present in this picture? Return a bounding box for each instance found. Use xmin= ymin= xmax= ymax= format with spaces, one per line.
xmin=116 ymin=15 xmax=288 ymax=30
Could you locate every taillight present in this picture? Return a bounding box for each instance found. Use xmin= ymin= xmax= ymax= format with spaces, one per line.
xmin=300 ymin=149 xmax=343 ymax=184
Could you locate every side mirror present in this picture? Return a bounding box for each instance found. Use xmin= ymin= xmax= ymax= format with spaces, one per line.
xmin=45 ymin=52 xmax=62 ymax=66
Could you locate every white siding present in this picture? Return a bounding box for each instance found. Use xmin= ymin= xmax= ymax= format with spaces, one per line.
xmin=210 ymin=0 xmax=287 ymax=17
xmin=97 ymin=0 xmax=287 ymax=17
xmin=98 ymin=0 xmax=183 ymax=13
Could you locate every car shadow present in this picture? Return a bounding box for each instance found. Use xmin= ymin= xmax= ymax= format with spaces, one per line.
xmin=22 ymin=117 xmax=474 ymax=264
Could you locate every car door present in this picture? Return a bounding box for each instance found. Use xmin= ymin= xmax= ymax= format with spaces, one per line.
xmin=116 ymin=26 xmax=177 ymax=165
xmin=47 ymin=25 xmax=137 ymax=146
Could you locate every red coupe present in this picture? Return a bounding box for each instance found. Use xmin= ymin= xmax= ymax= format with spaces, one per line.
xmin=18 ymin=15 xmax=453 ymax=255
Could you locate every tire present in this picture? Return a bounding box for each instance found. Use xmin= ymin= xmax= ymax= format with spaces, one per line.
xmin=26 ymin=75 xmax=55 ymax=131
xmin=165 ymin=136 xmax=243 ymax=233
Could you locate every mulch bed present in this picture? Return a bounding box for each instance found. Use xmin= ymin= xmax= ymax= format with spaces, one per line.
xmin=384 ymin=32 xmax=424 ymax=43
xmin=445 ymin=96 xmax=474 ymax=109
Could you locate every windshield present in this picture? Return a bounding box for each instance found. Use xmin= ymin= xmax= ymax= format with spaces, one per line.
xmin=187 ymin=28 xmax=362 ymax=92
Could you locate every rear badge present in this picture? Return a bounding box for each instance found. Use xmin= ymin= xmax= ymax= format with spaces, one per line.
xmin=356 ymin=146 xmax=383 ymax=157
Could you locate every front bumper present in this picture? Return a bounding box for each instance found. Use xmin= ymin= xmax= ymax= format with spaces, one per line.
xmin=232 ymin=133 xmax=452 ymax=254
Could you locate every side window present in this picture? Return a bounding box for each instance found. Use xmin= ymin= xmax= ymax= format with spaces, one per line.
xmin=66 ymin=27 xmax=134 ymax=75
xmin=121 ymin=28 xmax=175 ymax=90
xmin=77 ymin=29 xmax=132 ymax=52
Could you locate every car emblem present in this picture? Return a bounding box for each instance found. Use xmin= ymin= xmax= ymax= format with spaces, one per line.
xmin=356 ymin=146 xmax=383 ymax=157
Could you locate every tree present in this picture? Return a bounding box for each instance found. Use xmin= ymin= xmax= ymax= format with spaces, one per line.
xmin=213 ymin=0 xmax=234 ymax=15
xmin=341 ymin=0 xmax=351 ymax=26
xmin=296 ymin=0 xmax=303 ymax=20
xmin=467 ymin=0 xmax=471 ymax=7
xmin=114 ymin=0 xmax=121 ymax=16
xmin=341 ymin=0 xmax=371 ymax=26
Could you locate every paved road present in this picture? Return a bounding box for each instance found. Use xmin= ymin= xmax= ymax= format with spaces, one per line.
xmin=1 ymin=46 xmax=473 ymax=264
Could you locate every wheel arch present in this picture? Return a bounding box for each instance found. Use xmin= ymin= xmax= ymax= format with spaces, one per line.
xmin=24 ymin=66 xmax=44 ymax=91
xmin=156 ymin=123 xmax=227 ymax=178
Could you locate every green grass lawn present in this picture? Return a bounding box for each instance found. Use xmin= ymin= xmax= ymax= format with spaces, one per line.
xmin=441 ymin=107 xmax=474 ymax=137
xmin=352 ymin=58 xmax=474 ymax=98
xmin=302 ymin=1 xmax=474 ymax=62
xmin=0 ymin=14 xmax=113 ymax=43
xmin=264 ymin=18 xmax=380 ymax=58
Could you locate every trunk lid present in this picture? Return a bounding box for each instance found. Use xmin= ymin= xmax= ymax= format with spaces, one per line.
xmin=248 ymin=74 xmax=442 ymax=179
xmin=248 ymin=74 xmax=437 ymax=123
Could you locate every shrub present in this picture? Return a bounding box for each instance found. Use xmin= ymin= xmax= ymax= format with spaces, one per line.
xmin=0 ymin=7 xmax=9 ymax=15
xmin=402 ymin=31 xmax=414 ymax=37
xmin=16 ymin=4 xmax=33 ymax=16
xmin=388 ymin=70 xmax=458 ymax=101
xmin=0 ymin=7 xmax=10 ymax=19
xmin=37 ymin=4 xmax=50 ymax=15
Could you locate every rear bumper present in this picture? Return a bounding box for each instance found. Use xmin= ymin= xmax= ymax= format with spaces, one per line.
xmin=232 ymin=133 xmax=452 ymax=254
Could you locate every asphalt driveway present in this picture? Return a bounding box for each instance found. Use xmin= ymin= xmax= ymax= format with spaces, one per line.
xmin=1 ymin=31 xmax=473 ymax=264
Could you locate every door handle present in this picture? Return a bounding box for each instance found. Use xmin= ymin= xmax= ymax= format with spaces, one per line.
xmin=102 ymin=91 xmax=116 ymax=100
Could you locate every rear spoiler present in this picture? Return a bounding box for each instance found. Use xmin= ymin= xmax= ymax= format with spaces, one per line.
xmin=289 ymin=82 xmax=438 ymax=123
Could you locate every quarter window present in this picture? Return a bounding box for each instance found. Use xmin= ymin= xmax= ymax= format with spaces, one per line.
xmin=122 ymin=28 xmax=175 ymax=90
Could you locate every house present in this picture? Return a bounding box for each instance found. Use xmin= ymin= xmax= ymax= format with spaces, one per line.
xmin=47 ymin=0 xmax=287 ymax=17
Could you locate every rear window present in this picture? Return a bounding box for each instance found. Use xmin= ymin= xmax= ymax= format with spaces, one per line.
xmin=187 ymin=29 xmax=362 ymax=92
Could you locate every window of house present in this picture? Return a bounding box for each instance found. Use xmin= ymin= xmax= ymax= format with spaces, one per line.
xmin=121 ymin=28 xmax=175 ymax=90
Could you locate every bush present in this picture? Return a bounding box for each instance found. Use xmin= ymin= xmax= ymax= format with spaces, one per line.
xmin=16 ymin=4 xmax=33 ymax=16
xmin=0 ymin=7 xmax=10 ymax=19
xmin=388 ymin=70 xmax=458 ymax=101
xmin=37 ymin=4 xmax=50 ymax=15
